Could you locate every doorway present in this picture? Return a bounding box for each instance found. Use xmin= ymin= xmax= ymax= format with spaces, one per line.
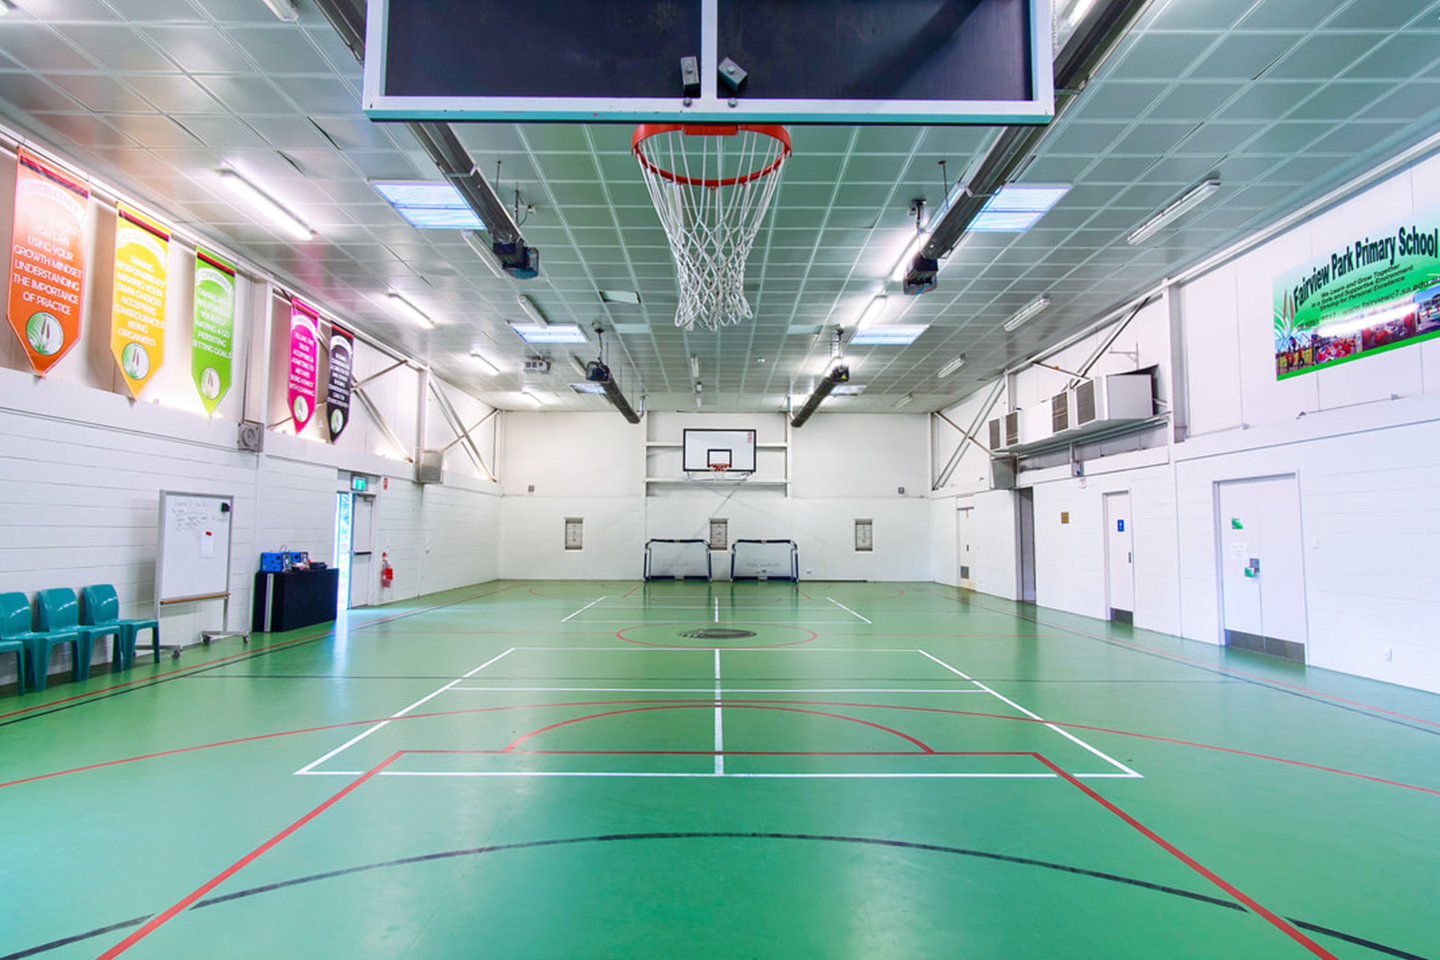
xmin=1216 ymin=475 xmax=1308 ymax=662
xmin=956 ymin=506 xmax=976 ymax=589
xmin=1017 ymin=488 xmax=1036 ymax=603
xmin=334 ymin=492 xmax=377 ymax=610
xmin=1103 ymin=491 xmax=1134 ymax=623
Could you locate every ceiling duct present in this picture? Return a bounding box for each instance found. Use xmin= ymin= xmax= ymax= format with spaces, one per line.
xmin=585 ymin=360 xmax=641 ymax=424
xmin=916 ymin=0 xmax=1153 ymax=270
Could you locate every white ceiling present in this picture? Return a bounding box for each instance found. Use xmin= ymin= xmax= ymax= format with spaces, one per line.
xmin=2 ymin=0 xmax=1440 ymax=414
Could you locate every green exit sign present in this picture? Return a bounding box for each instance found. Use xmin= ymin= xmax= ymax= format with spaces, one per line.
xmin=351 ymin=476 xmax=368 ymax=492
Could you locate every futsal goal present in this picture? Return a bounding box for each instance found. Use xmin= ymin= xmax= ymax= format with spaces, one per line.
xmin=730 ymin=539 xmax=799 ymax=581
xmin=644 ymin=539 xmax=712 ymax=580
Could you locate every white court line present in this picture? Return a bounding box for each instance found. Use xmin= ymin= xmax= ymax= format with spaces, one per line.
xmin=285 ymin=770 xmax=1129 ymax=779
xmin=561 ymin=596 xmax=607 ymax=622
xmin=294 ymin=647 xmax=516 ymax=776
xmin=917 ymin=650 xmax=1142 ymax=779
xmin=714 ymin=598 xmax=719 ymax=622
xmin=714 ymin=649 xmax=724 ymax=775
xmin=447 ymin=687 xmax=992 ymax=694
xmin=572 ymin=619 xmax=856 ymax=625
xmin=826 ymin=597 xmax=872 ymax=624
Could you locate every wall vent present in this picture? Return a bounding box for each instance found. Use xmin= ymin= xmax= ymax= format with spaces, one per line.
xmin=1004 ymin=411 xmax=1019 ymax=447
xmin=1075 ymin=380 xmax=1097 ymax=424
xmin=414 ymin=448 xmax=445 ymax=484
xmin=987 ymin=418 xmax=1002 ymax=450
xmin=237 ymin=419 xmax=264 ymax=452
xmin=1051 ymin=391 xmax=1069 ymax=433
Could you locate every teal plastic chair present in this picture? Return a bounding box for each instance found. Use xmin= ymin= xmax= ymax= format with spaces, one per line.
xmin=0 ymin=634 xmax=24 ymax=696
xmin=0 ymin=592 xmax=83 ymax=693
xmin=81 ymin=585 xmax=159 ymax=668
xmin=37 ymin=588 xmax=123 ymax=683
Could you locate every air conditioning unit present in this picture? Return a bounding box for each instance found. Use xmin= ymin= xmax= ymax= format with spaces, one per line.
xmin=987 ymin=417 xmax=1002 ymax=451
xmin=1072 ymin=373 xmax=1153 ymax=428
xmin=1022 ymin=405 xmax=1051 ymax=445
xmin=989 ymin=457 xmax=1016 ymax=489
xmin=414 ymin=448 xmax=444 ymax=484
xmin=1051 ymin=391 xmax=1070 ymax=433
xmin=1004 ymin=411 xmax=1019 ymax=447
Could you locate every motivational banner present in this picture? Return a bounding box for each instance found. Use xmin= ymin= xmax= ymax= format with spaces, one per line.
xmin=288 ymin=299 xmax=320 ymax=434
xmin=327 ymin=322 xmax=354 ymax=442
xmin=7 ymin=148 xmax=89 ymax=376
xmin=1274 ymin=206 xmax=1440 ymax=379
xmin=191 ymin=249 xmax=235 ymax=416
xmin=110 ymin=204 xmax=170 ymax=396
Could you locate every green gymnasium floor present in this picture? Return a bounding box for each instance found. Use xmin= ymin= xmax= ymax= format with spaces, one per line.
xmin=2 ymin=580 xmax=1437 ymax=960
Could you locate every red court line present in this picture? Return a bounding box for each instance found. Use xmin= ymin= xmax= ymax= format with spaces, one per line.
xmin=5 ymin=698 xmax=1437 ymax=798
xmin=927 ymin=588 xmax=1440 ymax=731
xmin=95 ymin=750 xmax=404 ymax=960
xmin=95 ymin=747 xmax=1338 ymax=960
xmin=419 ymin=749 xmax=1018 ymax=757
xmin=1033 ymin=754 xmax=1339 ymax=959
xmin=502 ymin=703 xmax=936 ymax=754
xmin=621 ymin=584 xmax=642 ymax=599
xmin=0 ymin=583 xmax=522 ymax=722
xmin=792 ymin=584 xmax=814 ymax=600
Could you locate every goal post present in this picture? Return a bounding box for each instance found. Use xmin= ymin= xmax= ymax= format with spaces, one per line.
xmin=644 ymin=539 xmax=712 ymax=580
xmin=730 ymin=539 xmax=799 ymax=581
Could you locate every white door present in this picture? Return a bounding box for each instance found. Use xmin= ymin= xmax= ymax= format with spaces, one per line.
xmin=1104 ymin=492 xmax=1134 ymax=622
xmin=1017 ymin=489 xmax=1036 ymax=603
xmin=1217 ymin=476 xmax=1307 ymax=661
xmin=957 ymin=507 xmax=976 ymax=589
xmin=351 ymin=494 xmax=376 ymax=608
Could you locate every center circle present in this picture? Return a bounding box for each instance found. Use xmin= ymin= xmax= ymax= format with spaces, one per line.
xmin=618 ymin=622 xmax=817 ymax=648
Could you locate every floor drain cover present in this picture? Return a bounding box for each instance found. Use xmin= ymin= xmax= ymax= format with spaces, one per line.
xmin=679 ymin=628 xmax=758 ymax=640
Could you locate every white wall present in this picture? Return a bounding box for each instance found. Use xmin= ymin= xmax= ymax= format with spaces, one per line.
xmin=499 ymin=410 xmax=932 ymax=581
xmin=929 ymin=147 xmax=1440 ymax=693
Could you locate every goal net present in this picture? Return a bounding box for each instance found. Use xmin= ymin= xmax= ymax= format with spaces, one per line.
xmin=644 ymin=539 xmax=712 ymax=580
xmin=730 ymin=539 xmax=799 ymax=581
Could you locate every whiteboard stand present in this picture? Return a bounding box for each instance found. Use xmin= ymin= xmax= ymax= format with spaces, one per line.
xmin=156 ymin=491 xmax=248 ymax=660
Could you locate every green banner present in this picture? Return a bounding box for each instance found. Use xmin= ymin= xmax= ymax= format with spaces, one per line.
xmin=1274 ymin=208 xmax=1440 ymax=378
xmin=191 ymin=249 xmax=235 ymax=416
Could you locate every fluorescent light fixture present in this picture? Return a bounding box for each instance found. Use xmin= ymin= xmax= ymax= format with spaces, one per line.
xmin=515 ymin=294 xmax=547 ymax=325
xmin=520 ymin=389 xmax=544 ymax=406
xmin=1128 ymin=178 xmax=1221 ymax=245
xmin=260 ymin=0 xmax=298 ymax=21
xmin=462 ymin=230 xmax=505 ymax=278
xmin=387 ymin=292 xmax=434 ymax=329
xmin=689 ymin=354 xmax=700 ymax=378
xmin=1315 ymin=299 xmax=1416 ymax=339
xmin=373 ymin=182 xmax=484 ymax=230
xmin=890 ymin=232 xmax=929 ymax=282
xmin=568 ymin=382 xmax=607 ymax=394
xmin=830 ymin=384 xmax=867 ymax=396
xmin=1004 ymin=296 xmax=1051 ymax=332
xmin=850 ymin=324 xmax=930 ymax=346
xmin=1066 ymin=0 xmax=1096 ymax=26
xmin=856 ymin=294 xmax=889 ymax=329
xmin=218 ymin=169 xmax=313 ymax=241
xmin=509 ymin=322 xmax=587 ymax=344
xmin=599 ymin=290 xmax=642 ymax=304
xmin=892 ymin=394 xmax=914 ymax=409
xmin=469 ymin=349 xmax=500 ymax=375
xmin=971 ymin=184 xmax=1071 ymax=232
xmin=937 ymin=354 xmax=967 ymax=378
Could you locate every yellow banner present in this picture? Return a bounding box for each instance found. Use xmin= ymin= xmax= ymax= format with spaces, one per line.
xmin=110 ymin=204 xmax=170 ymax=397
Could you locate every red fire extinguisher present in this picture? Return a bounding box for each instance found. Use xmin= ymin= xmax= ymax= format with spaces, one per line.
xmin=380 ymin=551 xmax=394 ymax=588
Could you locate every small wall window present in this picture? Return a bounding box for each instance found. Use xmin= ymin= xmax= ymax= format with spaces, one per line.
xmin=564 ymin=518 xmax=584 ymax=551
xmin=709 ymin=518 xmax=728 ymax=550
xmin=855 ymin=519 xmax=873 ymax=552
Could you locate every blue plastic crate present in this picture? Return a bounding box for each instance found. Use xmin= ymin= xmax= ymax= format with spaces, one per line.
xmin=260 ymin=552 xmax=285 ymax=572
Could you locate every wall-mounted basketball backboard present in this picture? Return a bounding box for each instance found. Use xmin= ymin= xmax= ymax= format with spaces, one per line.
xmin=364 ymin=0 xmax=1054 ymax=125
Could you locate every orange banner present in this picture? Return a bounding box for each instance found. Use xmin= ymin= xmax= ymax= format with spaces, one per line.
xmin=110 ymin=204 xmax=170 ymax=396
xmin=7 ymin=148 xmax=90 ymax=376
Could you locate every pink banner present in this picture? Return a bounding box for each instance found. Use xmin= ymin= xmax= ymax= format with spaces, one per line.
xmin=287 ymin=299 xmax=320 ymax=433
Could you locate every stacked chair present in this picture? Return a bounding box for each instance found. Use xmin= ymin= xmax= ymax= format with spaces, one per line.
xmin=0 ymin=592 xmax=86 ymax=694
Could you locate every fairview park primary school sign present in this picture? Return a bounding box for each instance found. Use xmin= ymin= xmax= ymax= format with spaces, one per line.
xmin=1274 ymin=205 xmax=1440 ymax=379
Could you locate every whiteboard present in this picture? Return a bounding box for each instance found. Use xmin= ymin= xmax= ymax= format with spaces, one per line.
xmin=682 ymin=429 xmax=757 ymax=472
xmin=157 ymin=492 xmax=235 ymax=604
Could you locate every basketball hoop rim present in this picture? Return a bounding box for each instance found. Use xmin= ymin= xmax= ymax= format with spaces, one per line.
xmin=633 ymin=123 xmax=792 ymax=188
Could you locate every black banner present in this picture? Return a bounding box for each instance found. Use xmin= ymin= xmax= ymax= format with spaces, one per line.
xmin=327 ymin=323 xmax=354 ymax=442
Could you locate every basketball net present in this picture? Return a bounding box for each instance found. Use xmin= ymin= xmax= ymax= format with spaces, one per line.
xmin=634 ymin=124 xmax=792 ymax=332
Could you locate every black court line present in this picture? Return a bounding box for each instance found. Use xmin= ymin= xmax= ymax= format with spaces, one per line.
xmin=924 ymin=589 xmax=1440 ymax=738
xmin=3 ymin=833 xmax=1427 ymax=960
xmin=0 ymin=586 xmax=519 ymax=729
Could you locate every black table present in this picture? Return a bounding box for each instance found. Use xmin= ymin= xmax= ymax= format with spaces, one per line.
xmin=252 ymin=568 xmax=339 ymax=633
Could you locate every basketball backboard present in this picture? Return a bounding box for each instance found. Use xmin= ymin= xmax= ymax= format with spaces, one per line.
xmin=364 ymin=0 xmax=1054 ymax=125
